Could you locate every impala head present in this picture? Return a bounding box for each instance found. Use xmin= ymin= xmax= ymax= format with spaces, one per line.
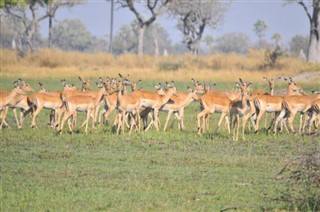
xmin=166 ymin=81 xmax=178 ymax=96
xmin=263 ymin=76 xmax=281 ymax=88
xmin=155 ymin=83 xmax=166 ymax=96
xmin=79 ymin=76 xmax=91 ymax=91
xmin=187 ymin=86 xmax=199 ymax=100
xmin=18 ymin=79 xmax=34 ymax=92
xmin=131 ymin=80 xmax=141 ymax=92
xmin=118 ymin=73 xmax=130 ymax=81
xmin=191 ymin=78 xmax=204 ymax=94
xmin=38 ymin=82 xmax=48 ymax=93
xmin=284 ymin=77 xmax=302 ymax=95
xmin=61 ymin=79 xmax=77 ymax=91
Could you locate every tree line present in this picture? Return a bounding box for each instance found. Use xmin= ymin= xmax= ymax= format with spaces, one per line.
xmin=0 ymin=0 xmax=319 ymax=63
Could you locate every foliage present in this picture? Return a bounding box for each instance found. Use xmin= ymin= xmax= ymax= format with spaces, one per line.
xmin=214 ymin=32 xmax=251 ymax=54
xmin=260 ymin=46 xmax=285 ymax=70
xmin=116 ymin=0 xmax=171 ymax=56
xmin=112 ymin=21 xmax=172 ymax=55
xmin=289 ymin=34 xmax=309 ymax=57
xmin=253 ymin=19 xmax=268 ymax=48
xmin=51 ymin=19 xmax=98 ymax=52
xmin=168 ymin=0 xmax=230 ymax=55
xmin=275 ymin=151 xmax=320 ymax=211
xmin=157 ymin=60 xmax=183 ymax=71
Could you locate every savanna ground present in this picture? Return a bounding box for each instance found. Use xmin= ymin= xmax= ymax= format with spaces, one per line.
xmin=1 ymin=49 xmax=320 ymax=211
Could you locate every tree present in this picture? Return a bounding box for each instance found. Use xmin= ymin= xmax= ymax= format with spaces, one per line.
xmin=272 ymin=33 xmax=282 ymax=47
xmin=168 ymin=0 xmax=229 ymax=55
xmin=289 ymin=34 xmax=309 ymax=57
xmin=202 ymin=35 xmax=214 ymax=53
xmin=253 ymin=19 xmax=268 ymax=48
xmin=215 ymin=32 xmax=251 ymax=54
xmin=51 ymin=19 xmax=95 ymax=52
xmin=286 ymin=0 xmax=320 ymax=63
xmin=1 ymin=0 xmax=79 ymax=55
xmin=112 ymin=21 xmax=172 ymax=55
xmin=46 ymin=0 xmax=79 ymax=48
xmin=116 ymin=0 xmax=171 ymax=57
xmin=107 ymin=0 xmax=114 ymax=53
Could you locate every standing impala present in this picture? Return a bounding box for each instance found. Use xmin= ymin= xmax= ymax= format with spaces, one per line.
xmin=253 ymin=77 xmax=303 ymax=133
xmin=115 ymin=80 xmax=142 ymax=135
xmin=159 ymin=87 xmax=199 ymax=131
xmin=137 ymin=81 xmax=178 ymax=132
xmin=58 ymin=82 xmax=110 ymax=134
xmin=273 ymin=93 xmax=320 ymax=134
xmin=0 ymin=80 xmax=34 ymax=129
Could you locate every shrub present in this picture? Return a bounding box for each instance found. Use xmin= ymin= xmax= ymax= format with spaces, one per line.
xmin=274 ymin=151 xmax=320 ymax=211
xmin=157 ymin=61 xmax=183 ymax=71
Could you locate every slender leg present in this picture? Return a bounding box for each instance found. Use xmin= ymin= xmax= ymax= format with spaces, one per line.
xmin=163 ymin=110 xmax=173 ymax=131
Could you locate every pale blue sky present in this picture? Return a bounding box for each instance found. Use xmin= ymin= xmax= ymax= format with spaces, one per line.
xmin=41 ymin=0 xmax=309 ymax=45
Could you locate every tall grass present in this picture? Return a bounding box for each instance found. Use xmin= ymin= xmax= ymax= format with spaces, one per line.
xmin=1 ymin=48 xmax=319 ymax=84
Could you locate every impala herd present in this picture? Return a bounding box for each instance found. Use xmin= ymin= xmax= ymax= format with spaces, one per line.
xmin=0 ymin=75 xmax=319 ymax=140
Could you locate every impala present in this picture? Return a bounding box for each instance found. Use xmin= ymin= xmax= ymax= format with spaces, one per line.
xmin=0 ymin=80 xmax=34 ymax=129
xmin=136 ymin=81 xmax=178 ymax=132
xmin=159 ymin=87 xmax=199 ymax=131
xmin=305 ymin=98 xmax=320 ymax=133
xmin=115 ymin=80 xmax=141 ymax=135
xmin=253 ymin=77 xmax=303 ymax=133
xmin=273 ymin=93 xmax=320 ymax=134
xmin=229 ymin=80 xmax=253 ymax=141
xmin=196 ymin=79 xmax=251 ymax=138
xmin=58 ymin=82 xmax=110 ymax=134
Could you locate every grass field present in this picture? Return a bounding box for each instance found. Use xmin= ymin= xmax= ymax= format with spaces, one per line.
xmin=1 ymin=49 xmax=320 ymax=211
xmin=1 ymin=76 xmax=320 ymax=211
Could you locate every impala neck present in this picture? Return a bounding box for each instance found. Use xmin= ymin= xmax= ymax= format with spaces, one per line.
xmin=161 ymin=88 xmax=176 ymax=104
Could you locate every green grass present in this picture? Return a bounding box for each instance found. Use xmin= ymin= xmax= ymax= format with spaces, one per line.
xmin=1 ymin=77 xmax=320 ymax=211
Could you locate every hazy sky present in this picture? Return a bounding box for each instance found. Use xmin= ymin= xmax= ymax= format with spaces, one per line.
xmin=41 ymin=0 xmax=309 ymax=45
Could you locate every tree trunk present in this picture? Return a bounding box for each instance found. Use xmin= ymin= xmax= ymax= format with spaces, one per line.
xmin=307 ymin=6 xmax=320 ymax=63
xmin=48 ymin=16 xmax=53 ymax=48
xmin=109 ymin=0 xmax=114 ymax=53
xmin=138 ymin=25 xmax=146 ymax=57
xmin=154 ymin=37 xmax=159 ymax=57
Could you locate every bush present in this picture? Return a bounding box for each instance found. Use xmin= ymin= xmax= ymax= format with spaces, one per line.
xmin=157 ymin=61 xmax=183 ymax=71
xmin=274 ymin=151 xmax=320 ymax=211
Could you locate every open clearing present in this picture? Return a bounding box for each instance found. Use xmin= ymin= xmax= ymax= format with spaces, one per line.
xmin=1 ymin=77 xmax=319 ymax=211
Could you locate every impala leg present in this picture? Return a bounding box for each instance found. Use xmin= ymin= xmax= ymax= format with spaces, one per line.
xmin=31 ymin=105 xmax=43 ymax=128
xmin=287 ymin=111 xmax=297 ymax=133
xmin=163 ymin=110 xmax=173 ymax=132
xmin=214 ymin=112 xmax=226 ymax=134
xmin=59 ymin=111 xmax=73 ymax=134
xmin=12 ymin=108 xmax=21 ymax=129
xmin=273 ymin=109 xmax=286 ymax=134
xmin=254 ymin=108 xmax=265 ymax=133
xmin=0 ymin=108 xmax=10 ymax=129
xmin=116 ymin=112 xmax=122 ymax=135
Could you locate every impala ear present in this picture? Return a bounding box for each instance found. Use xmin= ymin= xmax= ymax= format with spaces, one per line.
xmin=39 ymin=82 xmax=43 ymax=86
xmin=263 ymin=77 xmax=268 ymax=81
xmin=276 ymin=76 xmax=281 ymax=81
xmin=235 ymin=82 xmax=240 ymax=88
xmin=247 ymin=83 xmax=252 ymax=88
xmin=78 ymin=76 xmax=83 ymax=82
xmin=239 ymin=78 xmax=245 ymax=86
